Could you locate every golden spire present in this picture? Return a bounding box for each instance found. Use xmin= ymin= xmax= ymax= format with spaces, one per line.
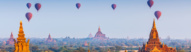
xmin=19 ymin=21 xmax=23 ymax=31
xmin=14 ymin=21 xmax=30 ymax=52
xmin=17 ymin=21 xmax=26 ymax=42
xmin=150 ymin=19 xmax=158 ymax=39
xmin=153 ymin=19 xmax=156 ymax=29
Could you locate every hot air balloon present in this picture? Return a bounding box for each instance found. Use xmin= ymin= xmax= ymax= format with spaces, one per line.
xmin=155 ymin=11 xmax=162 ymax=20
xmin=35 ymin=3 xmax=41 ymax=11
xmin=111 ymin=4 xmax=116 ymax=10
xmin=147 ymin=0 xmax=154 ymax=8
xmin=26 ymin=3 xmax=31 ymax=9
xmin=76 ymin=3 xmax=81 ymax=9
xmin=25 ymin=12 xmax=33 ymax=22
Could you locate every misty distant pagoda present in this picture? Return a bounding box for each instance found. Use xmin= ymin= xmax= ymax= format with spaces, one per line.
xmin=14 ymin=21 xmax=30 ymax=52
xmin=46 ymin=33 xmax=56 ymax=43
xmin=88 ymin=33 xmax=93 ymax=38
xmin=6 ymin=32 xmax=15 ymax=46
xmin=94 ymin=26 xmax=108 ymax=40
xmin=138 ymin=19 xmax=176 ymax=52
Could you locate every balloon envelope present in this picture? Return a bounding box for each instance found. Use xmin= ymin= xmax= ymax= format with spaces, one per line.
xmin=35 ymin=3 xmax=41 ymax=11
xmin=26 ymin=12 xmax=33 ymax=22
xmin=111 ymin=4 xmax=116 ymax=10
xmin=27 ymin=3 xmax=31 ymax=9
xmin=76 ymin=3 xmax=81 ymax=9
xmin=155 ymin=11 xmax=162 ymax=20
xmin=147 ymin=0 xmax=154 ymax=8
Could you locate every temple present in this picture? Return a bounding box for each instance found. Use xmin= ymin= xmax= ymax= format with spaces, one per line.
xmin=46 ymin=33 xmax=56 ymax=43
xmin=139 ymin=19 xmax=176 ymax=52
xmin=14 ymin=21 xmax=30 ymax=52
xmin=94 ymin=26 xmax=108 ymax=40
xmin=6 ymin=32 xmax=15 ymax=45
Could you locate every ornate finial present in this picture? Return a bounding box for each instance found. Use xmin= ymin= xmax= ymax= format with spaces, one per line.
xmin=19 ymin=21 xmax=23 ymax=31
xmin=20 ymin=21 xmax=22 ymax=25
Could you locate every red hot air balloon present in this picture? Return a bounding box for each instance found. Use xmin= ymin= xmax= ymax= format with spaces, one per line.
xmin=111 ymin=4 xmax=116 ymax=10
xmin=76 ymin=3 xmax=81 ymax=9
xmin=27 ymin=3 xmax=31 ymax=9
xmin=147 ymin=0 xmax=154 ymax=8
xmin=35 ymin=3 xmax=41 ymax=11
xmin=155 ymin=11 xmax=162 ymax=20
xmin=26 ymin=12 xmax=33 ymax=22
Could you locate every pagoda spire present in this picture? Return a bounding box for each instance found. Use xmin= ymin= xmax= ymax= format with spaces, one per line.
xmin=11 ymin=32 xmax=14 ymax=38
xmin=14 ymin=20 xmax=30 ymax=52
xmin=149 ymin=19 xmax=159 ymax=39
xmin=147 ymin=19 xmax=161 ymax=45
xmin=17 ymin=21 xmax=26 ymax=42
xmin=98 ymin=26 xmax=101 ymax=31
xmin=139 ymin=19 xmax=177 ymax=52
xmin=48 ymin=33 xmax=51 ymax=39
xmin=152 ymin=19 xmax=156 ymax=29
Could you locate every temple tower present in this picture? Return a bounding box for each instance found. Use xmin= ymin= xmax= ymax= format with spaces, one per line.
xmin=14 ymin=21 xmax=30 ymax=52
xmin=6 ymin=32 xmax=15 ymax=45
xmin=147 ymin=19 xmax=161 ymax=47
xmin=139 ymin=19 xmax=176 ymax=52
xmin=94 ymin=26 xmax=108 ymax=40
xmin=46 ymin=33 xmax=54 ymax=42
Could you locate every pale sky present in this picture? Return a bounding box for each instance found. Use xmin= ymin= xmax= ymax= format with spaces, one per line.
xmin=0 ymin=0 xmax=191 ymax=39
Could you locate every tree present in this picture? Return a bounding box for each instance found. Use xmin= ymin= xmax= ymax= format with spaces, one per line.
xmin=77 ymin=47 xmax=85 ymax=52
xmin=110 ymin=47 xmax=116 ymax=52
xmin=58 ymin=47 xmax=67 ymax=52
xmin=31 ymin=46 xmax=39 ymax=52
xmin=49 ymin=47 xmax=59 ymax=52
xmin=115 ymin=46 xmax=122 ymax=52
xmin=177 ymin=49 xmax=185 ymax=52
